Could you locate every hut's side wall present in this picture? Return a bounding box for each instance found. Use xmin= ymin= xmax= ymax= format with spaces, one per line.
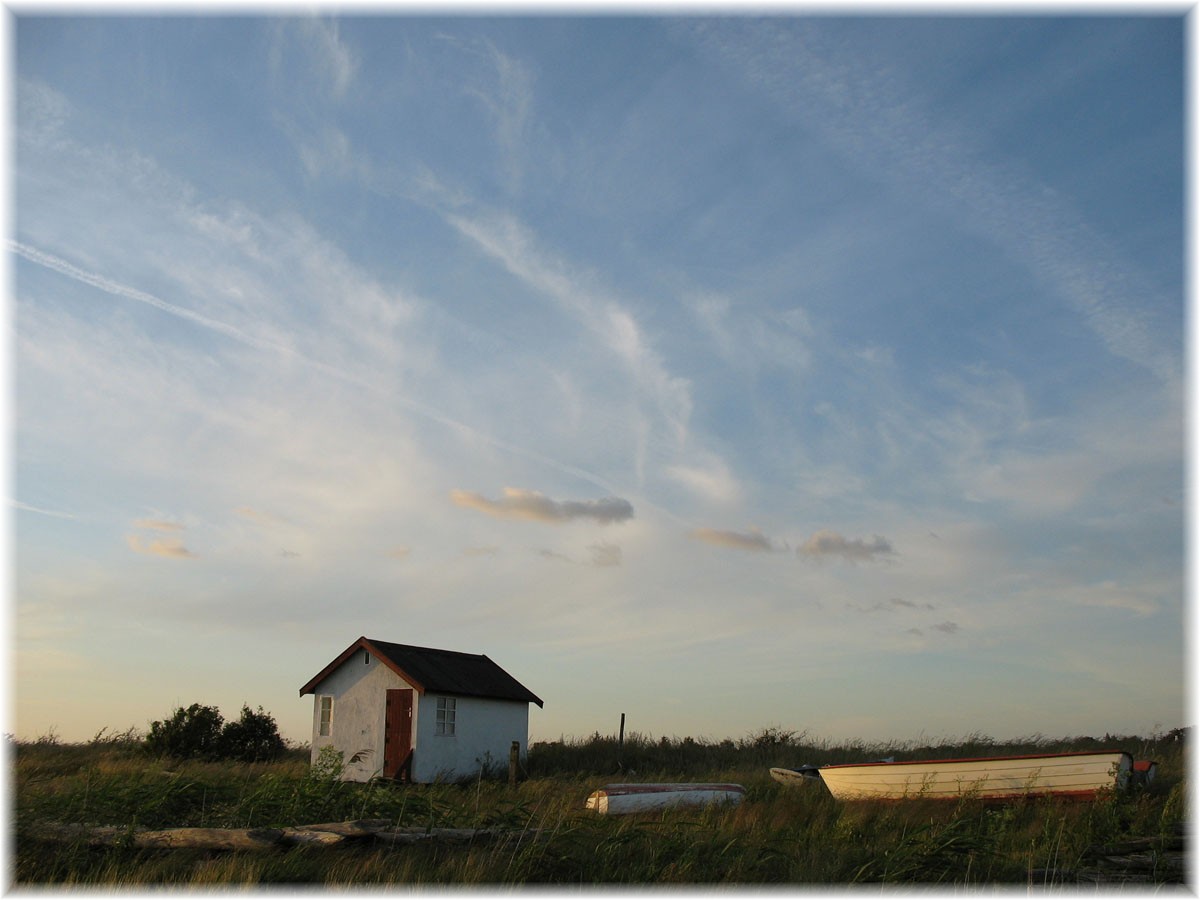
xmin=412 ymin=694 xmax=530 ymax=783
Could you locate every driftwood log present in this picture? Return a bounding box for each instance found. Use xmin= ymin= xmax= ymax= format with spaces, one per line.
xmin=26 ymin=820 xmax=536 ymax=852
xmin=1028 ymin=822 xmax=1186 ymax=885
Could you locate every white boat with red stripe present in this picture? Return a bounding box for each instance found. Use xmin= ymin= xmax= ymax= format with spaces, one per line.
xmin=817 ymin=750 xmax=1133 ymax=801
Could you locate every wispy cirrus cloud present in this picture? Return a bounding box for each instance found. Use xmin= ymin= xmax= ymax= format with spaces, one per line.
xmin=266 ymin=19 xmax=358 ymax=180
xmin=688 ymin=291 xmax=814 ymax=375
xmin=441 ymin=35 xmax=535 ymax=193
xmin=17 ymin=77 xmax=70 ymax=145
xmin=440 ymin=207 xmax=694 ymax=458
xmin=797 ymin=529 xmax=895 ymax=564
xmin=451 ymin=487 xmax=634 ymax=525
xmin=684 ymin=18 xmax=1179 ymax=388
xmin=271 ymin=17 xmax=358 ymax=101
xmin=665 ymin=455 xmax=740 ymax=504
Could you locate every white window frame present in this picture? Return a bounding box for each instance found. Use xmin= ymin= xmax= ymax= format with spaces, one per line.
xmin=319 ymin=696 xmax=333 ymax=737
xmin=435 ymin=696 xmax=456 ymax=736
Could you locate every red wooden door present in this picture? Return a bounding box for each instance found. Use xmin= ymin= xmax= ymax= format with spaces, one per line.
xmin=384 ymin=689 xmax=413 ymax=781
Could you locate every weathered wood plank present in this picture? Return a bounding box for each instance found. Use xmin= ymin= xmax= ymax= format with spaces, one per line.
xmin=25 ymin=821 xmax=534 ymax=852
xmin=133 ymin=828 xmax=285 ymax=851
xmin=278 ymin=829 xmax=347 ymax=847
xmin=26 ymin=824 xmax=286 ymax=851
xmin=286 ymin=820 xmax=391 ymax=837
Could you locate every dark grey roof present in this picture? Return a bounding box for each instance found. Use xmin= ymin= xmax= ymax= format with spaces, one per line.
xmin=300 ymin=636 xmax=543 ymax=707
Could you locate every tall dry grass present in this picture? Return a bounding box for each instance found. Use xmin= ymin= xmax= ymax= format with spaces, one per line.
xmin=12 ymin=726 xmax=1187 ymax=886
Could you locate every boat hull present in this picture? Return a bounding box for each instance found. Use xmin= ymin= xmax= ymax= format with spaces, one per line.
xmin=585 ymin=783 xmax=745 ymax=814
xmin=769 ymin=767 xmax=821 ymax=787
xmin=818 ymin=751 xmax=1132 ymax=801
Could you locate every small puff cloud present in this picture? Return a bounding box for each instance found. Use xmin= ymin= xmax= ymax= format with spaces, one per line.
xmin=689 ymin=527 xmax=775 ymax=553
xmin=133 ymin=518 xmax=184 ymax=532
xmin=533 ymin=543 xmax=624 ymax=567
xmin=234 ymin=506 xmax=289 ymax=527
xmin=128 ymin=517 xmax=195 ymax=558
xmin=907 ymin=621 xmax=962 ymax=637
xmin=451 ymin=487 xmax=634 ymax=525
xmin=462 ymin=546 xmax=500 ymax=558
xmin=797 ymin=529 xmax=895 ymax=563
xmin=853 ymin=597 xmax=935 ymax=614
xmin=588 ymin=542 xmax=622 ymax=567
xmin=127 ymin=535 xmax=196 ymax=559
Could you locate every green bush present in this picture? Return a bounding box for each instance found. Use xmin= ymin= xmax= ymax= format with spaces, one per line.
xmin=145 ymin=703 xmax=224 ymax=760
xmin=145 ymin=703 xmax=285 ymax=763
xmin=220 ymin=706 xmax=286 ymax=763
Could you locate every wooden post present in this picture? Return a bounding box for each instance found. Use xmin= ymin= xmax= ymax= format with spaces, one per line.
xmin=618 ymin=713 xmax=625 ymax=767
xmin=509 ymin=740 xmax=519 ymax=786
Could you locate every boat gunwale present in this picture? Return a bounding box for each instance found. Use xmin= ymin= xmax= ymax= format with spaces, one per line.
xmin=591 ymin=783 xmax=745 ymax=796
xmin=818 ymin=749 xmax=1131 ymax=771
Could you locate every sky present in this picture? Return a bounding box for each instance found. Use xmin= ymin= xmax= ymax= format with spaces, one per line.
xmin=9 ymin=11 xmax=1186 ymax=748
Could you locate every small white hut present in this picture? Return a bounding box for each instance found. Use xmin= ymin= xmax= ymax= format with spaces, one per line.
xmin=299 ymin=636 xmax=544 ymax=783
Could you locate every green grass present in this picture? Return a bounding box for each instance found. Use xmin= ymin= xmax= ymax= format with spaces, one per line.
xmin=12 ymin=727 xmax=1187 ymax=886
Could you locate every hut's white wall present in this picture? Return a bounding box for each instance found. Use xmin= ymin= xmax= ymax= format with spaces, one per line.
xmin=411 ymin=694 xmax=531 ymax=783
xmin=308 ymin=648 xmax=410 ymax=782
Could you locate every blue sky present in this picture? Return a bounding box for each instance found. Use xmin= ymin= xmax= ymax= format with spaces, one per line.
xmin=11 ymin=13 xmax=1185 ymax=747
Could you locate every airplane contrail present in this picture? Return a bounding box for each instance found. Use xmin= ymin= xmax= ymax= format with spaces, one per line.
xmin=10 ymin=240 xmax=289 ymax=357
xmin=11 ymin=499 xmax=78 ymax=520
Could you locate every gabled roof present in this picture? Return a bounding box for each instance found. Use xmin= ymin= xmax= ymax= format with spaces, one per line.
xmin=299 ymin=636 xmax=544 ymax=707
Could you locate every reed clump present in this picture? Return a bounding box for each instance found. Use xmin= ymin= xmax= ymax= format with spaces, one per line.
xmin=13 ymin=726 xmax=1187 ymax=886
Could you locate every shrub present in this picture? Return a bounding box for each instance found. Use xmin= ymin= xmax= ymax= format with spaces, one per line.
xmin=145 ymin=703 xmax=286 ymax=763
xmin=145 ymin=704 xmax=224 ymax=760
xmin=220 ymin=706 xmax=286 ymax=763
xmin=308 ymin=745 xmax=345 ymax=782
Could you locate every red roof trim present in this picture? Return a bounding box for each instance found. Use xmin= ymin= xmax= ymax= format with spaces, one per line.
xmin=299 ymin=636 xmax=361 ymax=696
xmin=819 ymin=750 xmax=1129 ymax=770
xmin=298 ymin=636 xmax=428 ymax=696
xmin=363 ymin=637 xmax=428 ymax=694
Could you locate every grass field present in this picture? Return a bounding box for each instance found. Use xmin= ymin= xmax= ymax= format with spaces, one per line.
xmin=12 ymin=727 xmax=1187 ymax=886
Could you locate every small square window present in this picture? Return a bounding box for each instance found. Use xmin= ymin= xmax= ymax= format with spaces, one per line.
xmin=435 ymin=697 xmax=456 ymax=736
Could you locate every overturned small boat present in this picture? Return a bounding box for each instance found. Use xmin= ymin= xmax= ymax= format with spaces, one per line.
xmin=769 ymin=765 xmax=821 ymax=787
xmin=771 ymin=757 xmax=893 ymax=788
xmin=817 ymin=750 xmax=1133 ymax=801
xmin=1132 ymin=759 xmax=1158 ymax=787
xmin=585 ymin=783 xmax=745 ymax=815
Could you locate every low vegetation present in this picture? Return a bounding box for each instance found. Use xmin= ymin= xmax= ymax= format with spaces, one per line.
xmin=144 ymin=703 xmax=286 ymax=763
xmin=13 ymin=725 xmax=1187 ymax=886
